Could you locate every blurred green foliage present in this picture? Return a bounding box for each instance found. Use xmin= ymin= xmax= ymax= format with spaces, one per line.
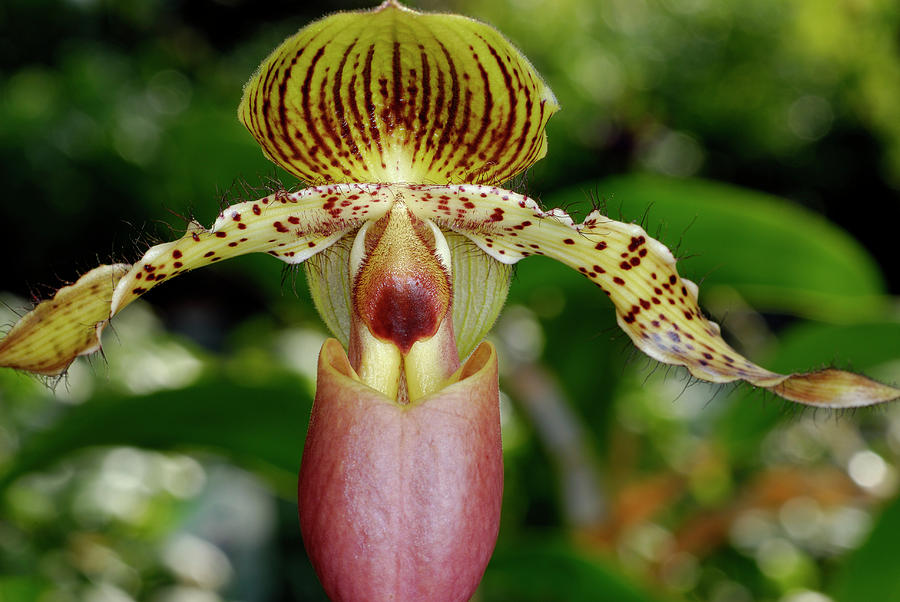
xmin=1 ymin=1 xmax=899 ymax=601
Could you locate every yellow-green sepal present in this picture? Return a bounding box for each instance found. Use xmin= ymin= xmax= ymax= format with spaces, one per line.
xmin=239 ymin=0 xmax=558 ymax=185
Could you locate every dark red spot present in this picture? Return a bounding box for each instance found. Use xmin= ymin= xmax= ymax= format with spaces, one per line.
xmin=172 ymin=250 xmax=182 ymax=259
xmin=592 ymin=265 xmax=606 ymax=274
xmin=203 ymin=251 xmax=215 ymax=258
xmin=595 ymin=242 xmax=607 ymax=250
xmin=613 ymin=276 xmax=625 ymax=285
xmin=173 ymin=261 xmax=183 ymax=268
xmin=288 ymin=216 xmax=301 ymax=225
xmin=703 ymin=352 xmax=714 ymax=360
xmin=628 ymin=236 xmax=646 ymax=252
xmin=619 ymin=261 xmax=632 ymax=270
xmin=215 ymin=232 xmax=227 ymax=238
xmin=630 ymin=257 xmax=641 ymax=266
xmin=252 ymin=204 xmax=261 ymax=215
xmin=274 ymin=221 xmax=290 ymax=233
xmin=683 ymin=310 xmax=694 ymax=320
xmin=132 ymin=287 xmax=147 ymax=294
xmin=669 ymin=275 xmax=677 ymax=285
xmin=232 ymin=213 xmax=241 ymax=221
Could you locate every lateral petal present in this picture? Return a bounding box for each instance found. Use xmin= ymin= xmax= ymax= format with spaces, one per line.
xmin=400 ymin=183 xmax=900 ymax=408
xmin=111 ymin=184 xmax=392 ymax=314
xmin=1 ymin=184 xmax=394 ymax=376
xmin=0 ymin=265 xmax=128 ymax=375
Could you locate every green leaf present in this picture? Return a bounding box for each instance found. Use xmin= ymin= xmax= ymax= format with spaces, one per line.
xmin=0 ymin=373 xmax=314 ymax=497
xmin=830 ymin=494 xmax=900 ymax=601
xmin=542 ymin=174 xmax=888 ymax=322
xmin=482 ymin=539 xmax=671 ymax=602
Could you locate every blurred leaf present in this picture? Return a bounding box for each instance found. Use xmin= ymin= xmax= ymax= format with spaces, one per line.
xmin=543 ymin=174 xmax=889 ymax=321
xmin=716 ymin=321 xmax=900 ymax=460
xmin=482 ymin=539 xmax=670 ymax=602
xmin=0 ymin=576 xmax=49 ymax=602
xmin=0 ymin=373 xmax=313 ymax=497
xmin=830 ymin=494 xmax=900 ymax=601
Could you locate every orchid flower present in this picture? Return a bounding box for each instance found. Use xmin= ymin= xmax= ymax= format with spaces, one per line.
xmin=1 ymin=1 xmax=898 ymax=600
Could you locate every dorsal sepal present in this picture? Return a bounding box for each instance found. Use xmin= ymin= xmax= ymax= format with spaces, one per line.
xmin=239 ymin=0 xmax=559 ymax=185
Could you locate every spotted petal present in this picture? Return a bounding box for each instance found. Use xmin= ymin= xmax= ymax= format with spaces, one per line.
xmin=0 ymin=265 xmax=129 ymax=376
xmin=398 ymin=183 xmax=900 ymax=408
xmin=239 ymin=0 xmax=558 ymax=186
xmin=0 ymin=184 xmax=396 ymax=376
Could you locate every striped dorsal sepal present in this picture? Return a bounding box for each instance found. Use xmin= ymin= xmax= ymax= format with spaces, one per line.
xmin=238 ymin=0 xmax=559 ymax=186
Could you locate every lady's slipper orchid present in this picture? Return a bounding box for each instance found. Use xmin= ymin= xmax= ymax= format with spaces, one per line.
xmin=1 ymin=1 xmax=898 ymax=599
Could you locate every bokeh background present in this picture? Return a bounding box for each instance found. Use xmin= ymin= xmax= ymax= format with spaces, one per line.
xmin=1 ymin=0 xmax=899 ymax=601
